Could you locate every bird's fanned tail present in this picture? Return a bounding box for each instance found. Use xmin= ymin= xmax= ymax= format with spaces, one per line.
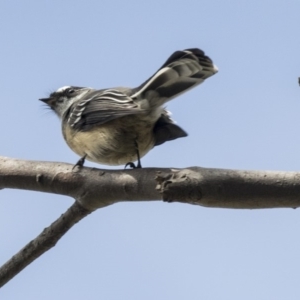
xmin=131 ymin=48 xmax=218 ymax=106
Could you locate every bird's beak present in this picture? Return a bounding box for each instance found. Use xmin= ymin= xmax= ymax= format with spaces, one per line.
xmin=39 ymin=97 xmax=55 ymax=106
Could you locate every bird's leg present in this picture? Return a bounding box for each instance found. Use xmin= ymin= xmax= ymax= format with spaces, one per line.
xmin=73 ymin=154 xmax=87 ymax=170
xmin=124 ymin=140 xmax=142 ymax=169
xmin=135 ymin=140 xmax=142 ymax=168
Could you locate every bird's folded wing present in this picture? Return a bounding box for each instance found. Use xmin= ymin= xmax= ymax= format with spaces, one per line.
xmin=67 ymin=89 xmax=144 ymax=131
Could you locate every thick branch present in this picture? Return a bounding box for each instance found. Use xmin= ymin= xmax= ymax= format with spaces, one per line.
xmin=0 ymin=156 xmax=162 ymax=210
xmin=156 ymin=168 xmax=300 ymax=208
xmin=1 ymin=156 xmax=300 ymax=209
xmin=1 ymin=156 xmax=300 ymax=287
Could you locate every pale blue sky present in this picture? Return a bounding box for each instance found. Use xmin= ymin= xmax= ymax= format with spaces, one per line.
xmin=1 ymin=1 xmax=300 ymax=299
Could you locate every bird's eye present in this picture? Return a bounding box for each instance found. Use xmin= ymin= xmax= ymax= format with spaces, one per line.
xmin=68 ymin=89 xmax=75 ymax=95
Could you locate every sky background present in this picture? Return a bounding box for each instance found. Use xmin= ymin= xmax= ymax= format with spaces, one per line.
xmin=1 ymin=0 xmax=300 ymax=299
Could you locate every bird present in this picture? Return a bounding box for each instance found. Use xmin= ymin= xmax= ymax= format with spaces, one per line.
xmin=40 ymin=48 xmax=218 ymax=168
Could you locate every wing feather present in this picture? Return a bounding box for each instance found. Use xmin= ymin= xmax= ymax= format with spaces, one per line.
xmin=67 ymin=89 xmax=144 ymax=131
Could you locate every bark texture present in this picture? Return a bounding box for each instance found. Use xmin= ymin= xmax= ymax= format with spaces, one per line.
xmin=1 ymin=155 xmax=300 ymax=287
xmin=1 ymin=157 xmax=300 ymax=209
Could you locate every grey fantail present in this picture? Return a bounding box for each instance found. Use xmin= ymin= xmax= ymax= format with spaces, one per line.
xmin=40 ymin=48 xmax=218 ymax=167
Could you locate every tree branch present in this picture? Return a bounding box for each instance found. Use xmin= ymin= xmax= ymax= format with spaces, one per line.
xmin=156 ymin=168 xmax=300 ymax=208
xmin=0 ymin=201 xmax=91 ymax=287
xmin=1 ymin=155 xmax=300 ymax=287
xmin=0 ymin=156 xmax=163 ymax=210
xmin=1 ymin=156 xmax=300 ymax=209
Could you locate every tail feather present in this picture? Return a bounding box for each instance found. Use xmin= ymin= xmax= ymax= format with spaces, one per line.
xmin=131 ymin=48 xmax=218 ymax=105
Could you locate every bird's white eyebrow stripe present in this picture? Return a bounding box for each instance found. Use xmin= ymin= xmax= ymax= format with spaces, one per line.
xmin=56 ymin=86 xmax=71 ymax=93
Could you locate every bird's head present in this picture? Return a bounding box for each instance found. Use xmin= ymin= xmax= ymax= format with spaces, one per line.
xmin=40 ymin=86 xmax=91 ymax=118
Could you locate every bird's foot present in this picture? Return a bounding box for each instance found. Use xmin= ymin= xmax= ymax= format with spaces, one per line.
xmin=124 ymin=161 xmax=142 ymax=169
xmin=72 ymin=154 xmax=87 ymax=170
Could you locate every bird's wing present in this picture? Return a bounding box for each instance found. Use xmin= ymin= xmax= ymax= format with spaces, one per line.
xmin=67 ymin=89 xmax=144 ymax=131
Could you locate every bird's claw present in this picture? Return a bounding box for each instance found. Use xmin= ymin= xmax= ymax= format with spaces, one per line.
xmin=72 ymin=154 xmax=87 ymax=170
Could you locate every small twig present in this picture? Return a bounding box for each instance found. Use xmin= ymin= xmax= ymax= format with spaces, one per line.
xmin=0 ymin=201 xmax=92 ymax=288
